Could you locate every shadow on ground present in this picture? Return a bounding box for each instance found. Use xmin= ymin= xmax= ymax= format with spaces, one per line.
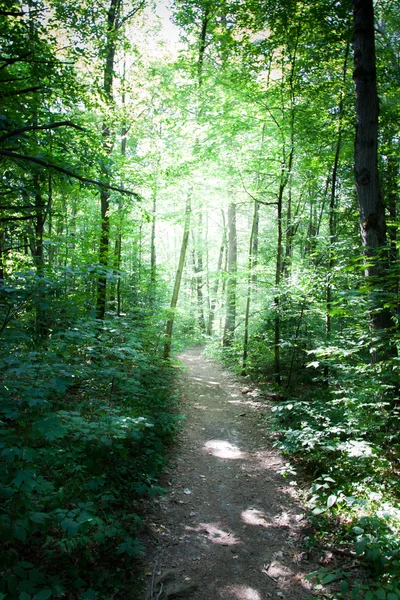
xmin=143 ymin=347 xmax=319 ymax=600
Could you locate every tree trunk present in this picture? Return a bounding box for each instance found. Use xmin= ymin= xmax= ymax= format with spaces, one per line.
xmin=0 ymin=224 xmax=4 ymax=283
xmin=96 ymin=0 xmax=120 ymax=320
xmin=150 ymin=192 xmax=157 ymax=290
xmin=353 ymin=0 xmax=394 ymax=356
xmin=164 ymin=194 xmax=191 ymax=359
xmin=242 ymin=199 xmax=258 ymax=373
xmin=208 ymin=216 xmax=226 ymax=336
xmin=223 ymin=202 xmax=237 ymax=347
xmin=192 ymin=211 xmax=206 ymax=333
xmin=326 ymin=40 xmax=350 ymax=381
xmin=274 ymin=180 xmax=283 ymax=385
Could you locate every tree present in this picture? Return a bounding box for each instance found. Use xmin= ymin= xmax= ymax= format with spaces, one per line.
xmin=352 ymin=0 xmax=395 ymax=357
xmin=222 ymin=201 xmax=237 ymax=347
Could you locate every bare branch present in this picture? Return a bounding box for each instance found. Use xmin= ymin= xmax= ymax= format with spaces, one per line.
xmin=0 ymin=121 xmax=86 ymax=143
xmin=0 ymin=150 xmax=141 ymax=198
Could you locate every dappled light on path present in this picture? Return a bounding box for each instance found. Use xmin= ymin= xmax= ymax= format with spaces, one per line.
xmin=204 ymin=439 xmax=245 ymax=459
xmin=145 ymin=347 xmax=318 ymax=600
xmin=219 ymin=584 xmax=263 ymax=600
xmin=186 ymin=521 xmax=241 ymax=546
xmin=241 ymin=508 xmax=271 ymax=528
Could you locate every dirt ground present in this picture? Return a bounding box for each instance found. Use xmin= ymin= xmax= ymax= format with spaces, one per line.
xmin=141 ymin=346 xmax=322 ymax=600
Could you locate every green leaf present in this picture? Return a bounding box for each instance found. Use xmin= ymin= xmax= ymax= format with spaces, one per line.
xmin=81 ymin=590 xmax=97 ymax=600
xmin=352 ymin=526 xmax=364 ymax=535
xmin=20 ymin=593 xmax=32 ymax=600
xmin=29 ymin=512 xmax=48 ymax=524
xmin=340 ymin=580 xmax=349 ymax=594
xmin=312 ymin=507 xmax=326 ymax=515
xmin=387 ymin=593 xmax=398 ymax=600
xmin=327 ymin=494 xmax=337 ymax=508
xmin=32 ymin=591 xmax=52 ymax=600
xmin=376 ymin=590 xmax=386 ymax=600
xmin=67 ymin=520 xmax=80 ymax=537
xmin=322 ymin=573 xmax=337 ymax=584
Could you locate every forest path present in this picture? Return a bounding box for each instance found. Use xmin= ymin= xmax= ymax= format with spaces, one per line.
xmin=143 ymin=347 xmax=319 ymax=600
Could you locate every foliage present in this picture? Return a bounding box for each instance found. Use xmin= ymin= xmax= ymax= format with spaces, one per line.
xmin=268 ymin=346 xmax=400 ymax=594
xmin=0 ymin=267 xmax=181 ymax=598
xmin=1 ymin=0 xmax=400 ymax=597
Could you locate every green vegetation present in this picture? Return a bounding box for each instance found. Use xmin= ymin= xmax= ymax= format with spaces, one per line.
xmin=1 ymin=0 xmax=400 ymax=597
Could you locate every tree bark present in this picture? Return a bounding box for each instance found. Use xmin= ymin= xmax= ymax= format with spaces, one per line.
xmin=353 ymin=0 xmax=394 ymax=354
xmin=164 ymin=194 xmax=191 ymax=359
xmin=223 ymin=202 xmax=237 ymax=347
xmin=208 ymin=210 xmax=226 ymax=336
xmin=96 ymin=0 xmax=120 ymax=321
xmin=242 ymin=199 xmax=259 ymax=373
xmin=325 ymin=39 xmax=350 ymax=381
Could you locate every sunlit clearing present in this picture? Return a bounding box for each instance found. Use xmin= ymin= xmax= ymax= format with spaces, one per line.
xmin=219 ymin=584 xmax=262 ymax=600
xmin=204 ymin=440 xmax=244 ymax=459
xmin=187 ymin=522 xmax=240 ymax=546
xmin=241 ymin=508 xmax=270 ymax=528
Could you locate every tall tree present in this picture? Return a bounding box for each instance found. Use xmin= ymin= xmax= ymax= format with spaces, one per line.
xmin=96 ymin=0 xmax=145 ymax=319
xmin=164 ymin=193 xmax=191 ymax=359
xmin=223 ymin=201 xmax=237 ymax=347
xmin=352 ymin=0 xmax=394 ymax=357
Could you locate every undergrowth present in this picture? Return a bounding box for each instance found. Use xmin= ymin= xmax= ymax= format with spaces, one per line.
xmin=0 ymin=274 xmax=182 ymax=600
xmin=268 ymin=358 xmax=400 ymax=600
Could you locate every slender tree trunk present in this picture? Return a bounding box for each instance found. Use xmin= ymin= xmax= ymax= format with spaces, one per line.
xmin=47 ymin=175 xmax=54 ymax=266
xmin=220 ymin=214 xmax=229 ymax=339
xmin=113 ymin=59 xmax=127 ymax=315
xmin=353 ymin=0 xmax=394 ymax=357
xmin=96 ymin=0 xmax=120 ymax=320
xmin=223 ymin=202 xmax=237 ymax=347
xmin=32 ymin=174 xmax=48 ymax=337
xmin=208 ymin=211 xmax=226 ymax=336
xmin=150 ymin=192 xmax=157 ymax=290
xmin=192 ymin=211 xmax=206 ymax=332
xmin=242 ymin=199 xmax=258 ymax=373
xmin=197 ymin=7 xmax=209 ymax=87
xmin=326 ymin=40 xmax=350 ymax=381
xmin=164 ymin=194 xmax=191 ymax=359
xmin=274 ymin=179 xmax=283 ymax=385
xmin=0 ymin=224 xmax=4 ymax=283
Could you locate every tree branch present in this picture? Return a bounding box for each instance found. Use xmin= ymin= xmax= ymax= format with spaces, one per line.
xmin=116 ymin=0 xmax=145 ymax=28
xmin=0 ymin=10 xmax=25 ymax=16
xmin=0 ymin=52 xmax=32 ymax=70
xmin=0 ymin=205 xmax=34 ymax=210
xmin=0 ymin=150 xmax=140 ymax=198
xmin=0 ymin=85 xmax=43 ymax=98
xmin=0 ymin=214 xmax=35 ymax=223
xmin=0 ymin=121 xmax=86 ymax=143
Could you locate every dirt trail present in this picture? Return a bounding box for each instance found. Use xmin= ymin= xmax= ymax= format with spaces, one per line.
xmin=143 ymin=347 xmax=319 ymax=600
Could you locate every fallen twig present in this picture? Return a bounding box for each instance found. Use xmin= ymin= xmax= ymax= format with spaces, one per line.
xmin=262 ymin=563 xmax=278 ymax=583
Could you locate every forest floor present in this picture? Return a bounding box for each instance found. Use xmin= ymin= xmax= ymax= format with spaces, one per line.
xmin=140 ymin=346 xmax=327 ymax=600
